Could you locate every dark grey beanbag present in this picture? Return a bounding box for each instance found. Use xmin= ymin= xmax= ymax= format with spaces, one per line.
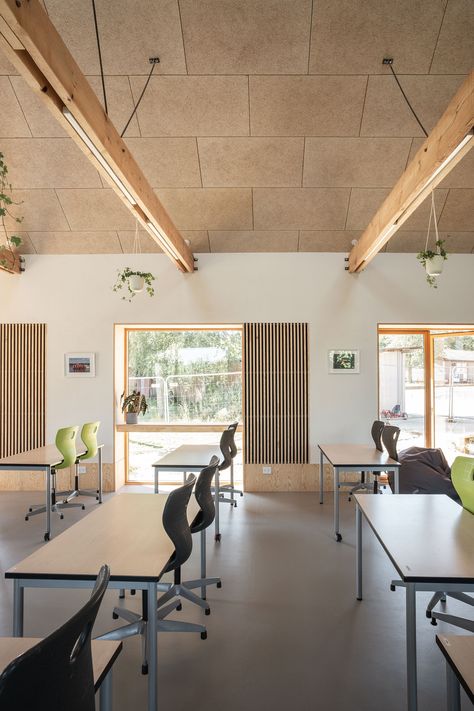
xmin=388 ymin=446 xmax=460 ymax=502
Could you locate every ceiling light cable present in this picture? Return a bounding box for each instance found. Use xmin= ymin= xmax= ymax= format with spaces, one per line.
xmin=383 ymin=58 xmax=428 ymax=137
xmin=120 ymin=59 xmax=158 ymax=137
xmin=91 ymin=0 xmax=108 ymax=115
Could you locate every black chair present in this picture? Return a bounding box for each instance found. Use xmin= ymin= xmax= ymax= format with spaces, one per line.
xmin=217 ymin=422 xmax=243 ymax=506
xmin=158 ymin=456 xmax=222 ymax=611
xmin=371 ymin=420 xmax=385 ymax=452
xmin=0 ymin=564 xmax=110 ymax=711
xmin=382 ymin=425 xmax=400 ymax=461
xmin=101 ymin=475 xmax=207 ymax=675
xmin=348 ymin=420 xmax=387 ymax=500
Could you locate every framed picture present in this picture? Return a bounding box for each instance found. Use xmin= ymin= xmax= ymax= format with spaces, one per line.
xmin=328 ymin=349 xmax=360 ymax=374
xmin=65 ymin=352 xmax=96 ymax=377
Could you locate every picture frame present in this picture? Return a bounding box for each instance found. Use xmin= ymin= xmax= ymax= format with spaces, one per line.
xmin=328 ymin=349 xmax=360 ymax=374
xmin=65 ymin=352 xmax=96 ymax=378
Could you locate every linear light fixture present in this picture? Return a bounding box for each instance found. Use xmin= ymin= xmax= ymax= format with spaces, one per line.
xmin=363 ymin=224 xmax=399 ymax=262
xmin=146 ymin=221 xmax=182 ymax=262
xmin=62 ymin=107 xmax=137 ymax=206
xmin=420 ymin=131 xmax=473 ymax=192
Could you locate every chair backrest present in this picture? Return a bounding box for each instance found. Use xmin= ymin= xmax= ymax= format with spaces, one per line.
xmin=219 ymin=422 xmax=238 ymax=471
xmin=55 ymin=425 xmax=79 ymax=471
xmin=162 ymin=475 xmax=196 ymax=573
xmin=191 ymin=456 xmax=220 ymax=534
xmin=451 ymin=456 xmax=474 ymax=514
xmin=382 ymin=425 xmax=400 ymax=461
xmin=0 ymin=564 xmax=110 ymax=711
xmin=79 ymin=421 xmax=100 ymax=461
xmin=371 ymin=420 xmax=385 ymax=452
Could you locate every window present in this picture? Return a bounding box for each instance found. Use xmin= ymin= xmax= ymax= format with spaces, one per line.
xmin=124 ymin=326 xmax=243 ymax=483
xmin=378 ymin=326 xmax=474 ymax=462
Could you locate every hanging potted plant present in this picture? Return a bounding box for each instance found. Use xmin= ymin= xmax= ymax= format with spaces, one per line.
xmin=416 ymin=191 xmax=448 ymax=288
xmin=121 ymin=390 xmax=148 ymax=424
xmin=112 ymin=221 xmax=156 ymax=300
xmin=113 ymin=267 xmax=155 ymax=301
xmin=0 ymin=152 xmax=23 ymax=271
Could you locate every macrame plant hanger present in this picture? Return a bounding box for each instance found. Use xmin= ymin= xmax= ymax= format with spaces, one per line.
xmin=425 ymin=191 xmax=440 ymax=254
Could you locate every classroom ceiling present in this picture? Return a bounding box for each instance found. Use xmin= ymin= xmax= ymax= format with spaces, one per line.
xmin=0 ymin=0 xmax=473 ymax=257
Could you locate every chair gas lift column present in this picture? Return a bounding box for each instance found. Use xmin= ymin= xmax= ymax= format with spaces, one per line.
xmin=25 ymin=426 xmax=84 ymax=531
xmin=213 ymin=422 xmax=243 ymax=541
xmin=348 ymin=420 xmax=387 ymax=500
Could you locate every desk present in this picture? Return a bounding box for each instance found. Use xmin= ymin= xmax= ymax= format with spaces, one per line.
xmin=436 ymin=635 xmax=474 ymax=710
xmin=5 ymin=492 xmax=198 ymax=711
xmin=354 ymin=494 xmax=474 ymax=711
xmin=318 ymin=443 xmax=400 ymax=541
xmin=0 ymin=638 xmax=122 ymax=710
xmin=0 ymin=443 xmax=104 ymax=541
xmin=152 ymin=445 xmax=222 ymax=540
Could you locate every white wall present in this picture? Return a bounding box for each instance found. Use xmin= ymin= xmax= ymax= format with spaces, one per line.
xmin=1 ymin=252 xmax=473 ymax=465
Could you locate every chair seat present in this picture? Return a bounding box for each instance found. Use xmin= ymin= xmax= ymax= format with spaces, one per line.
xmin=0 ymin=638 xmax=122 ymax=693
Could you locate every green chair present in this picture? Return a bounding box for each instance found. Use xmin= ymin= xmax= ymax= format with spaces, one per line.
xmin=428 ymin=455 xmax=474 ymax=630
xmin=26 ymin=426 xmax=84 ymax=522
xmin=61 ymin=422 xmax=101 ymax=504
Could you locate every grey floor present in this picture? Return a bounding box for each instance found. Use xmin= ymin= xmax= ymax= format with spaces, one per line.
xmin=0 ymin=489 xmax=470 ymax=711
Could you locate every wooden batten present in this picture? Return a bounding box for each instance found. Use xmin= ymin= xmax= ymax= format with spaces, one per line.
xmin=0 ymin=0 xmax=194 ymax=273
xmin=244 ymin=323 xmax=308 ymax=465
xmin=0 ymin=323 xmax=46 ymax=459
xmin=348 ymin=70 xmax=474 ymax=272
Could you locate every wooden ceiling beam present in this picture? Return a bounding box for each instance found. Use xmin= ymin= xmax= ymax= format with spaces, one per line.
xmin=0 ymin=0 xmax=194 ymax=273
xmin=348 ymin=70 xmax=474 ymax=273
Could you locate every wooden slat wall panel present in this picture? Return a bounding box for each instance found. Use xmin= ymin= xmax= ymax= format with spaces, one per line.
xmin=0 ymin=323 xmax=46 ymax=458
xmin=244 ymin=323 xmax=308 ymax=464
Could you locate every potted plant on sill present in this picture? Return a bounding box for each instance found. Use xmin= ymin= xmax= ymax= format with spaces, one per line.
xmin=417 ymin=239 xmax=448 ymax=288
xmin=0 ymin=152 xmax=22 ymax=270
xmin=113 ymin=267 xmax=155 ymax=302
xmin=121 ymin=390 xmax=148 ymax=424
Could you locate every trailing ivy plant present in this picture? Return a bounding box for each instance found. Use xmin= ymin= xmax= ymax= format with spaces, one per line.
xmin=416 ymin=239 xmax=448 ymax=288
xmin=0 ymin=152 xmax=23 ymax=269
xmin=113 ymin=267 xmax=155 ymax=302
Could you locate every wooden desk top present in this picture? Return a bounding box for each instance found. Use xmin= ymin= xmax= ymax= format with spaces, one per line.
xmin=318 ymin=443 xmax=400 ymax=467
xmin=153 ymin=444 xmax=221 ymax=468
xmin=355 ymin=494 xmax=474 ymax=583
xmin=6 ymin=493 xmax=199 ymax=583
xmin=0 ymin=444 xmax=87 ymax=468
xmin=0 ymin=638 xmax=122 ymax=691
xmin=436 ymin=635 xmax=474 ymax=703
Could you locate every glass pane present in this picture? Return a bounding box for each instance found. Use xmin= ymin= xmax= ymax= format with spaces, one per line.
xmin=127 ymin=330 xmax=242 ymax=423
xmin=378 ymin=334 xmax=425 ymax=448
xmin=433 ymin=333 xmax=474 ymax=463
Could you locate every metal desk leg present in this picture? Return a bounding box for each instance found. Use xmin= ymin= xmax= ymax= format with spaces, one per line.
xmin=334 ymin=466 xmax=342 ymax=541
xmin=215 ymin=470 xmax=221 ymax=542
xmin=147 ymin=581 xmax=158 ymax=711
xmin=446 ymin=662 xmax=461 ymax=711
xmin=98 ymin=446 xmax=103 ymax=504
xmin=356 ymin=503 xmax=362 ymax=600
xmin=13 ymin=579 xmax=24 ymax=637
xmin=99 ymin=669 xmax=113 ymax=711
xmin=154 ymin=467 xmax=159 ymax=494
xmin=406 ymin=583 xmax=418 ymax=711
xmin=394 ymin=469 xmax=400 ymax=494
xmin=45 ymin=465 xmax=51 ymax=541
xmin=319 ymin=450 xmax=324 ymax=504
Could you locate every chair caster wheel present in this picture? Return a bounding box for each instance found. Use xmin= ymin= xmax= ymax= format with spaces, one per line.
xmin=348 ymin=497 xmax=352 ymax=502
xmin=205 ymin=608 xmax=210 ymax=616
xmin=217 ymin=581 xmax=222 ymax=589
xmin=426 ymin=610 xmax=432 ymax=618
xmin=240 ymin=492 xmax=243 ymax=497
xmin=233 ymin=502 xmax=237 ymax=508
xmin=141 ymin=664 xmax=148 ymax=675
xmin=81 ymin=505 xmax=85 ymax=510
xmin=96 ymin=496 xmax=99 ymax=501
xmin=25 ymin=516 xmax=29 ymax=521
xmin=431 ymin=618 xmax=437 ymax=626
xmin=112 ymin=612 xmax=119 ymax=620
xmin=176 ymin=602 xmax=182 ymax=611
xmin=201 ymin=632 xmax=207 ymax=640
xmin=119 ymin=591 xmax=125 ymax=599
xmin=131 ymin=589 xmax=136 ymax=596
xmin=390 ymin=584 xmax=396 ymax=592
xmin=44 ymin=532 xmax=50 ymax=541
xmin=60 ymin=514 xmax=64 ymax=520
xmin=335 ymin=533 xmax=342 ymax=542
xmin=29 ymin=507 xmax=33 ymax=513
xmin=215 ymin=533 xmax=221 ymax=542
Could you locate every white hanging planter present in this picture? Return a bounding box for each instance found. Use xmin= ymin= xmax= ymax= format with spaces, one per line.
xmin=128 ymin=274 xmax=145 ymax=293
xmin=425 ymin=254 xmax=445 ymax=276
